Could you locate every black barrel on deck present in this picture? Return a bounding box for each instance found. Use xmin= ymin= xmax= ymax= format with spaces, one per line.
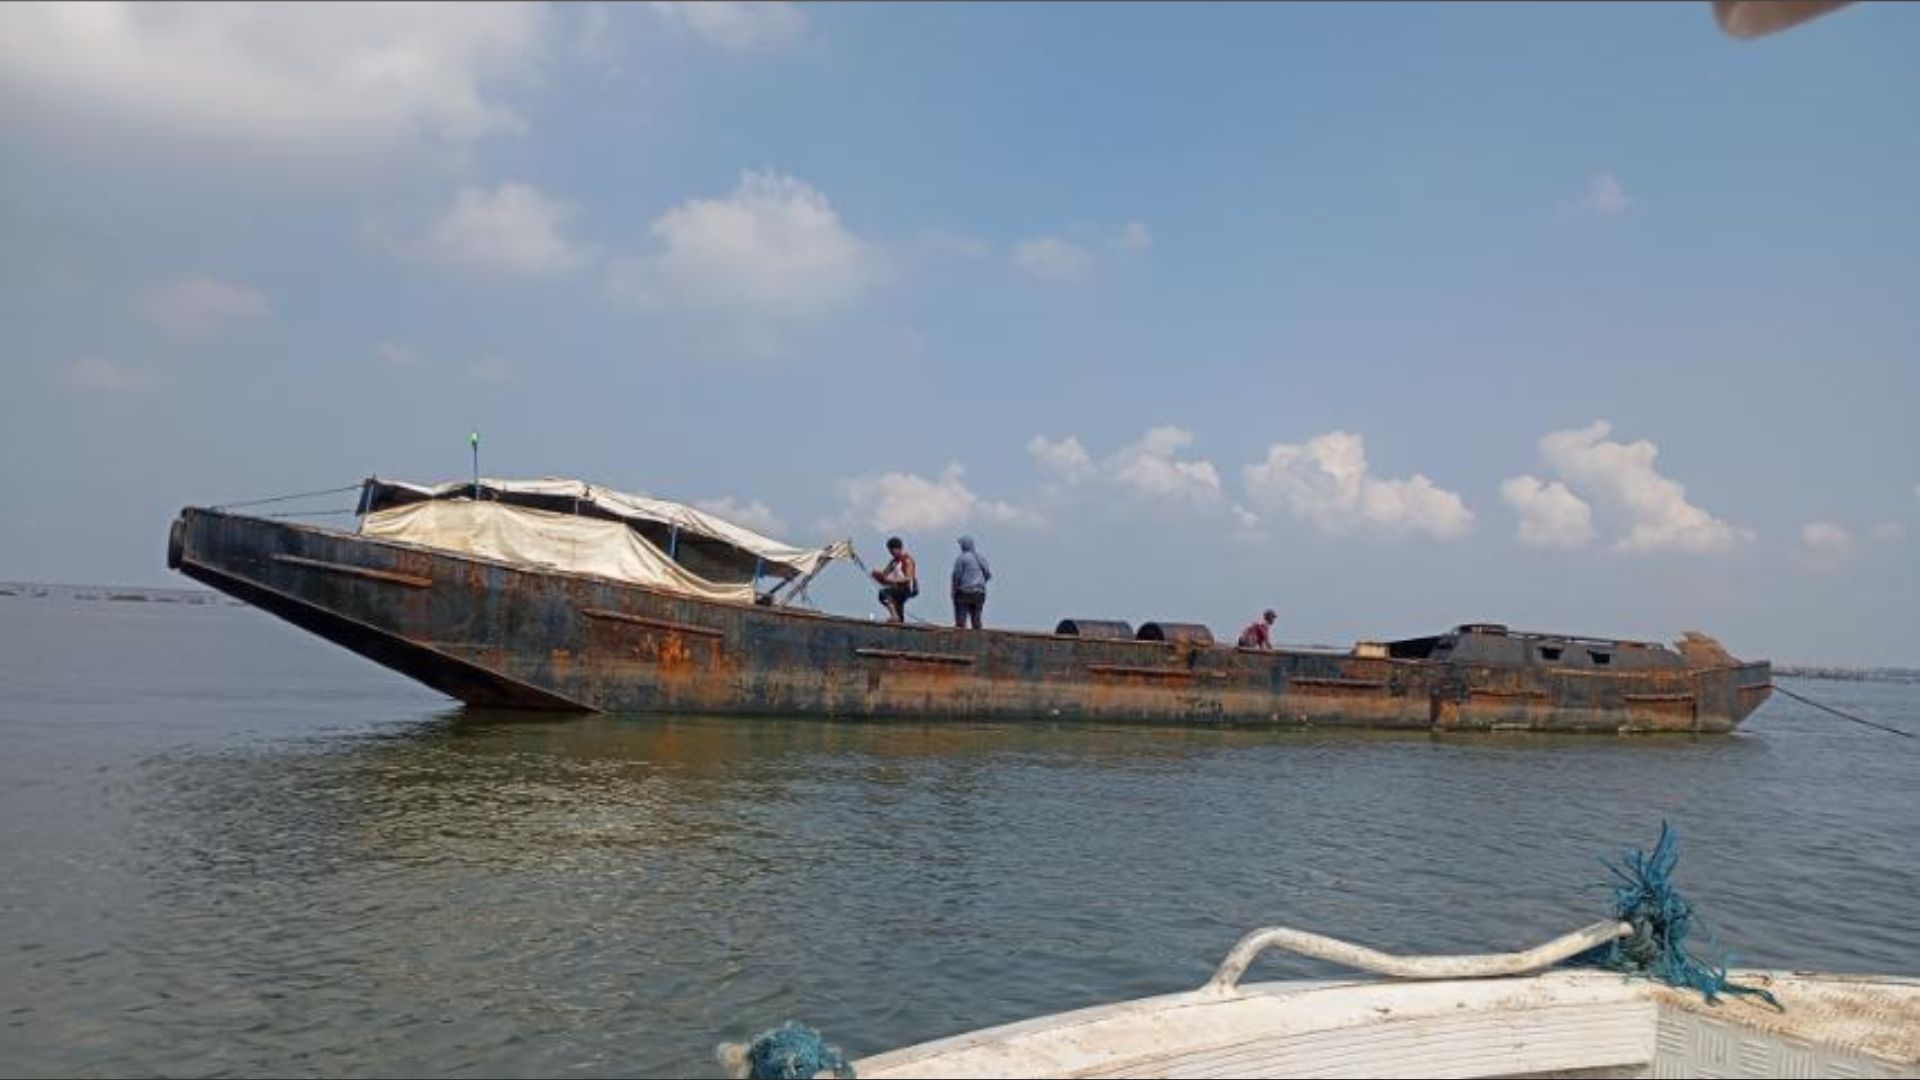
xmin=1136 ymin=622 xmax=1214 ymax=646
xmin=1054 ymin=619 xmax=1134 ymax=640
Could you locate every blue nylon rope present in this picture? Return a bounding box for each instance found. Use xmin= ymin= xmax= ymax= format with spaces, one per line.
xmin=1568 ymin=822 xmax=1778 ymax=1007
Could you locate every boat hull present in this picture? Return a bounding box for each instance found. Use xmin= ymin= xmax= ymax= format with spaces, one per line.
xmin=168 ymin=508 xmax=1771 ymax=732
xmin=851 ymin=969 xmax=1920 ymax=1079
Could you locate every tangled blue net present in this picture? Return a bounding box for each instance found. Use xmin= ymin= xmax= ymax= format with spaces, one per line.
xmin=1569 ymin=822 xmax=1777 ymax=1007
xmin=720 ymin=1020 xmax=854 ymax=1080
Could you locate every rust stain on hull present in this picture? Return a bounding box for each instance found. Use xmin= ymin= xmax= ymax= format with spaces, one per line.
xmin=169 ymin=508 xmax=1772 ymax=733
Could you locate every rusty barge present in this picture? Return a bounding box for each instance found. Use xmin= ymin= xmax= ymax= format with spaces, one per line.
xmin=166 ymin=478 xmax=1772 ymax=733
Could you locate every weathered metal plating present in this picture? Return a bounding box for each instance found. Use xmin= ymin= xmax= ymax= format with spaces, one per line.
xmin=169 ymin=508 xmax=1771 ymax=732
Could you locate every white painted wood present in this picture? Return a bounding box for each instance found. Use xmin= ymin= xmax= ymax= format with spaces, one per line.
xmin=854 ymin=971 xmax=1920 ymax=1080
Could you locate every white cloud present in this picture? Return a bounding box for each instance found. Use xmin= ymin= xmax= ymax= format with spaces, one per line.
xmin=1871 ymin=522 xmax=1907 ymax=545
xmin=142 ymin=275 xmax=270 ymax=336
xmin=1797 ymin=521 xmax=1855 ymax=571
xmin=1108 ymin=426 xmax=1222 ymax=502
xmin=372 ymin=341 xmax=423 ymax=367
xmin=1534 ymin=421 xmax=1750 ymax=554
xmin=835 ymin=464 xmax=1036 ymax=534
xmin=870 ymin=325 xmax=930 ymax=364
xmin=1578 ymin=173 xmax=1632 ymax=216
xmin=62 ymin=357 xmax=155 ymax=394
xmin=1011 ymin=236 xmax=1094 ymax=284
xmin=606 ymin=171 xmax=879 ymax=321
xmin=919 ymin=229 xmax=991 ymax=260
xmin=1027 ymin=426 xmax=1220 ymax=507
xmin=695 ymin=496 xmax=788 ymax=537
xmin=648 ymin=2 xmax=805 ymax=52
xmin=1244 ymin=431 xmax=1474 ymax=539
xmin=1026 ymin=434 xmax=1095 ymax=482
xmin=1231 ymin=503 xmax=1261 ymax=531
xmin=573 ymin=4 xmax=626 ymax=70
xmin=405 ymin=183 xmax=591 ymax=278
xmin=464 ymin=356 xmax=515 ymax=385
xmin=1012 ymin=222 xmax=1150 ymax=282
xmin=1500 ymin=475 xmax=1595 ymax=549
xmin=0 ymin=3 xmax=549 ymax=168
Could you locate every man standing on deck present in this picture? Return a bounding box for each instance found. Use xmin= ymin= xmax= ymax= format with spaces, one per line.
xmin=950 ymin=535 xmax=992 ymax=629
xmin=1238 ymin=609 xmax=1277 ymax=649
xmin=871 ymin=536 xmax=918 ymax=623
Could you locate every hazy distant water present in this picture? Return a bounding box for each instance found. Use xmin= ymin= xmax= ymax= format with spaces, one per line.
xmin=2 ymin=595 xmax=1916 ymax=1078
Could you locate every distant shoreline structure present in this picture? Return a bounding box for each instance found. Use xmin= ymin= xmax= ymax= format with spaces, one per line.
xmin=0 ymin=581 xmax=232 ymax=606
xmin=1775 ymin=664 xmax=1920 ymax=684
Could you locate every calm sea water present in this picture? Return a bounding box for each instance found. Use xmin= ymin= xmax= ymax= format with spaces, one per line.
xmin=1 ymin=596 xmax=1916 ymax=1078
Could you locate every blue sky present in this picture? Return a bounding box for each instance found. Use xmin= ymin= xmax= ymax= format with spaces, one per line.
xmin=2 ymin=2 xmax=1915 ymax=665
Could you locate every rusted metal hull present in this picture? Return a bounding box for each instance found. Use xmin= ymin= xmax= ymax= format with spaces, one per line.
xmin=168 ymin=509 xmax=1772 ymax=733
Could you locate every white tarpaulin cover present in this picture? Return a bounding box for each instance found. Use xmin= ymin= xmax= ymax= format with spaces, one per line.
xmin=360 ymin=499 xmax=761 ymax=602
xmin=365 ymin=477 xmax=847 ymax=579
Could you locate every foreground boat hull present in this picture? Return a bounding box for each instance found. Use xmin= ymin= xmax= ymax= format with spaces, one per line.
xmin=852 ymin=970 xmax=1920 ymax=1079
xmin=169 ymin=508 xmax=1771 ymax=732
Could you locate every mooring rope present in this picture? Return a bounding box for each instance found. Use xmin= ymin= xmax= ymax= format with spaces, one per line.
xmin=1772 ymin=683 xmax=1914 ymax=739
xmin=213 ymin=483 xmax=363 ymax=510
xmin=254 ymin=508 xmax=362 ymax=519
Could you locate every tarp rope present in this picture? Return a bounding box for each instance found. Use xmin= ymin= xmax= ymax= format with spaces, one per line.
xmin=1568 ymin=822 xmax=1778 ymax=1007
xmin=254 ymin=508 xmax=362 ymax=519
xmin=1771 ymin=683 xmax=1914 ymax=739
xmin=212 ymin=483 xmax=363 ymax=510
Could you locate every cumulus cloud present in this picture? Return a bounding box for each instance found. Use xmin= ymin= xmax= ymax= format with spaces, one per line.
xmin=142 ymin=275 xmax=270 ymax=336
xmin=62 ymin=357 xmax=155 ymax=394
xmin=918 ymin=229 xmax=991 ymax=260
xmin=1114 ymin=221 xmax=1153 ymax=252
xmin=648 ymin=2 xmax=805 ymax=52
xmin=1011 ymin=236 xmax=1095 ymax=284
xmin=372 ymin=341 xmax=423 ymax=367
xmin=695 ymin=496 xmax=788 ymax=537
xmin=1500 ymin=475 xmax=1595 ymax=550
xmin=0 ymin=3 xmax=549 ymax=168
xmin=1244 ymin=431 xmax=1474 ymax=539
xmin=835 ymin=464 xmax=1036 ymax=533
xmin=1026 ymin=434 xmax=1095 ymax=482
xmin=1578 ymin=173 xmax=1632 ymax=216
xmin=1534 ymin=421 xmax=1750 ymax=554
xmin=1027 ymin=426 xmax=1220 ymax=507
xmin=606 ymin=171 xmax=879 ymax=321
xmin=464 ymin=356 xmax=515 ymax=385
xmin=1108 ymin=426 xmax=1222 ymax=502
xmin=572 ymin=4 xmax=628 ymax=70
xmin=396 ymin=183 xmax=591 ymax=279
xmin=1011 ymin=222 xmax=1151 ymax=283
xmin=1797 ymin=521 xmax=1855 ymax=571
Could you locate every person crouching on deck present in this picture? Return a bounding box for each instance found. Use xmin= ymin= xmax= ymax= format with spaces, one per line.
xmin=871 ymin=536 xmax=918 ymax=623
xmin=950 ymin=535 xmax=992 ymax=629
xmin=1238 ymin=609 xmax=1277 ymax=649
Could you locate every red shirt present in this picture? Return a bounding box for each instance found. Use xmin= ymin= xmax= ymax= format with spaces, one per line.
xmin=1238 ymin=620 xmax=1272 ymax=648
